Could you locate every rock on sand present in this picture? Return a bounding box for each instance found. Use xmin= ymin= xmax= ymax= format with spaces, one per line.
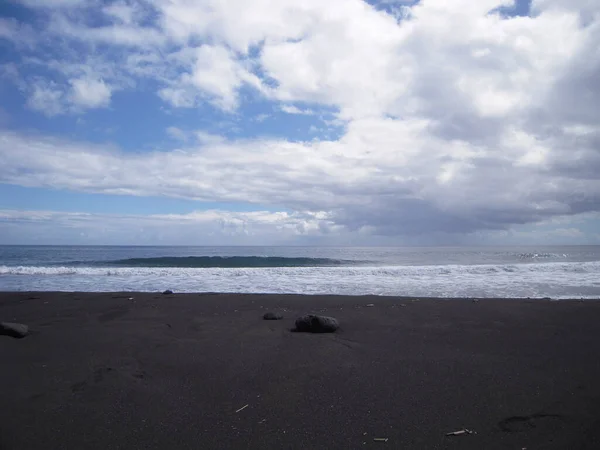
xmin=0 ymin=322 xmax=29 ymax=339
xmin=294 ymin=315 xmax=339 ymax=333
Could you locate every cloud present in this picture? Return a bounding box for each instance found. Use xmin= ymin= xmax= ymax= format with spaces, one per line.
xmin=1 ymin=111 xmax=599 ymax=238
xmin=25 ymin=80 xmax=65 ymax=116
xmin=1 ymin=0 xmax=600 ymax=241
xmin=0 ymin=208 xmax=336 ymax=245
xmin=69 ymin=77 xmax=112 ymax=109
xmin=280 ymin=105 xmax=315 ymax=115
xmin=13 ymin=0 xmax=84 ymax=7
xmin=0 ymin=18 xmax=31 ymax=45
xmin=159 ymin=45 xmax=263 ymax=111
xmin=254 ymin=113 xmax=269 ymax=122
xmin=103 ymin=1 xmax=140 ymax=25
xmin=194 ymin=130 xmax=226 ymax=145
xmin=165 ymin=127 xmax=226 ymax=145
xmin=166 ymin=126 xmax=188 ymax=141
xmin=1 ymin=207 xmax=596 ymax=245
xmin=22 ymin=77 xmax=113 ymax=115
xmin=48 ymin=15 xmax=166 ymax=48
xmin=6 ymin=0 xmax=599 ymax=123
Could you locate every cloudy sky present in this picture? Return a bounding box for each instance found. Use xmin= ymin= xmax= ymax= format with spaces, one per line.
xmin=0 ymin=0 xmax=599 ymax=245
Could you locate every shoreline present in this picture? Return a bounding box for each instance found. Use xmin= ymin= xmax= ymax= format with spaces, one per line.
xmin=3 ymin=291 xmax=599 ymax=300
xmin=2 ymin=292 xmax=600 ymax=449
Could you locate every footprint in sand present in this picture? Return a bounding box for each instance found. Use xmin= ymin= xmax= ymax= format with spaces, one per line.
xmin=70 ymin=364 xmax=145 ymax=393
xmin=71 ymin=367 xmax=115 ymax=393
xmin=98 ymin=308 xmax=130 ymax=323
xmin=498 ymin=413 xmax=564 ymax=432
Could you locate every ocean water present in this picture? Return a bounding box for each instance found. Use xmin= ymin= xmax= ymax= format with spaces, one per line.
xmin=1 ymin=245 xmax=599 ymax=298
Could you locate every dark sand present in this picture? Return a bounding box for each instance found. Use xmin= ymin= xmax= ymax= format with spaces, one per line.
xmin=1 ymin=292 xmax=600 ymax=449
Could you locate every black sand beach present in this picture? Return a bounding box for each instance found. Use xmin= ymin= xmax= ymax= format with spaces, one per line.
xmin=1 ymin=292 xmax=600 ymax=449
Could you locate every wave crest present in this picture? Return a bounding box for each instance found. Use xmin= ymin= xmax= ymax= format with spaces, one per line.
xmin=106 ymin=256 xmax=354 ymax=268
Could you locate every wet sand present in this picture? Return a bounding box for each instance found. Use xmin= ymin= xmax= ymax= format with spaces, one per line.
xmin=1 ymin=292 xmax=600 ymax=449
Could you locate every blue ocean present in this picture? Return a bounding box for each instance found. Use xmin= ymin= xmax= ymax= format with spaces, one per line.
xmin=1 ymin=245 xmax=599 ymax=298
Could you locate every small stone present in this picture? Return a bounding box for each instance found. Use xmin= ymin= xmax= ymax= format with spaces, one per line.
xmin=162 ymin=290 xmax=174 ymax=295
xmin=263 ymin=312 xmax=283 ymax=320
xmin=294 ymin=315 xmax=339 ymax=333
xmin=0 ymin=322 xmax=29 ymax=339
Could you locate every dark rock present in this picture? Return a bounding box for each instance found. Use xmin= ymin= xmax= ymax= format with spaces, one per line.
xmin=263 ymin=312 xmax=283 ymax=320
xmin=294 ymin=315 xmax=339 ymax=333
xmin=0 ymin=322 xmax=29 ymax=339
xmin=162 ymin=290 xmax=174 ymax=295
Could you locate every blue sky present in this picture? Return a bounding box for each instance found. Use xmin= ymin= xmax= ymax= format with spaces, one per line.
xmin=1 ymin=0 xmax=599 ymax=245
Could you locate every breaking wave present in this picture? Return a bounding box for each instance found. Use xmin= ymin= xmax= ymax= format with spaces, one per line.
xmin=49 ymin=256 xmax=358 ymax=269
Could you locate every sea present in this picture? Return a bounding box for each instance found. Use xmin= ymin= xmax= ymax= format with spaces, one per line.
xmin=0 ymin=245 xmax=599 ymax=298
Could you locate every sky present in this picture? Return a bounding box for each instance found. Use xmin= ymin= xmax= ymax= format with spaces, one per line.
xmin=0 ymin=0 xmax=599 ymax=245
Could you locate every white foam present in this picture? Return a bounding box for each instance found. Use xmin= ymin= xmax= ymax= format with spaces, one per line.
xmin=2 ymin=261 xmax=600 ymax=298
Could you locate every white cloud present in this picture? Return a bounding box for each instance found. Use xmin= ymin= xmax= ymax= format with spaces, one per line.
xmin=69 ymin=77 xmax=112 ymax=109
xmin=0 ymin=18 xmax=35 ymax=48
xmin=1 ymin=111 xmax=599 ymax=238
xmin=0 ymin=208 xmax=336 ymax=245
xmin=15 ymin=0 xmax=84 ymax=7
xmin=25 ymin=81 xmax=65 ymax=117
xmin=166 ymin=126 xmax=187 ymax=141
xmin=194 ymin=130 xmax=225 ymax=145
xmin=7 ymin=0 xmax=599 ymax=124
xmin=22 ymin=77 xmax=113 ymax=115
xmin=1 ymin=0 xmax=600 ymax=241
xmin=280 ymin=105 xmax=315 ymax=115
xmin=48 ymin=13 xmax=166 ymax=48
xmin=548 ymin=228 xmax=585 ymax=238
xmin=103 ymin=1 xmax=139 ymax=25
xmin=0 ymin=18 xmax=20 ymax=41
xmin=165 ymin=127 xmax=226 ymax=144
xmin=254 ymin=113 xmax=269 ymax=122
xmin=159 ymin=45 xmax=262 ymax=110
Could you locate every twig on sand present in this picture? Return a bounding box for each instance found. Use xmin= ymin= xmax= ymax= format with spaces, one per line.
xmin=235 ymin=404 xmax=249 ymax=413
xmin=446 ymin=429 xmax=474 ymax=436
xmin=373 ymin=437 xmax=389 ymax=442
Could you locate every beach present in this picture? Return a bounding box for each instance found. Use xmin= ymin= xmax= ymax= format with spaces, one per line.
xmin=1 ymin=292 xmax=600 ymax=449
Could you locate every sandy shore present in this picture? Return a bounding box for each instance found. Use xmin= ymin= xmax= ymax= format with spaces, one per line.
xmin=1 ymin=292 xmax=600 ymax=449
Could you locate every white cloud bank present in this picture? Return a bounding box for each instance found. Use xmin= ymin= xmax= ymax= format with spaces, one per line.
xmin=0 ymin=209 xmax=341 ymax=245
xmin=1 ymin=208 xmax=596 ymax=246
xmin=1 ymin=0 xmax=600 ymax=243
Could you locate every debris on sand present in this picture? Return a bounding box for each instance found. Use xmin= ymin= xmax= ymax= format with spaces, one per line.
xmin=446 ymin=429 xmax=475 ymax=436
xmin=263 ymin=312 xmax=283 ymax=320
xmin=235 ymin=404 xmax=249 ymax=413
